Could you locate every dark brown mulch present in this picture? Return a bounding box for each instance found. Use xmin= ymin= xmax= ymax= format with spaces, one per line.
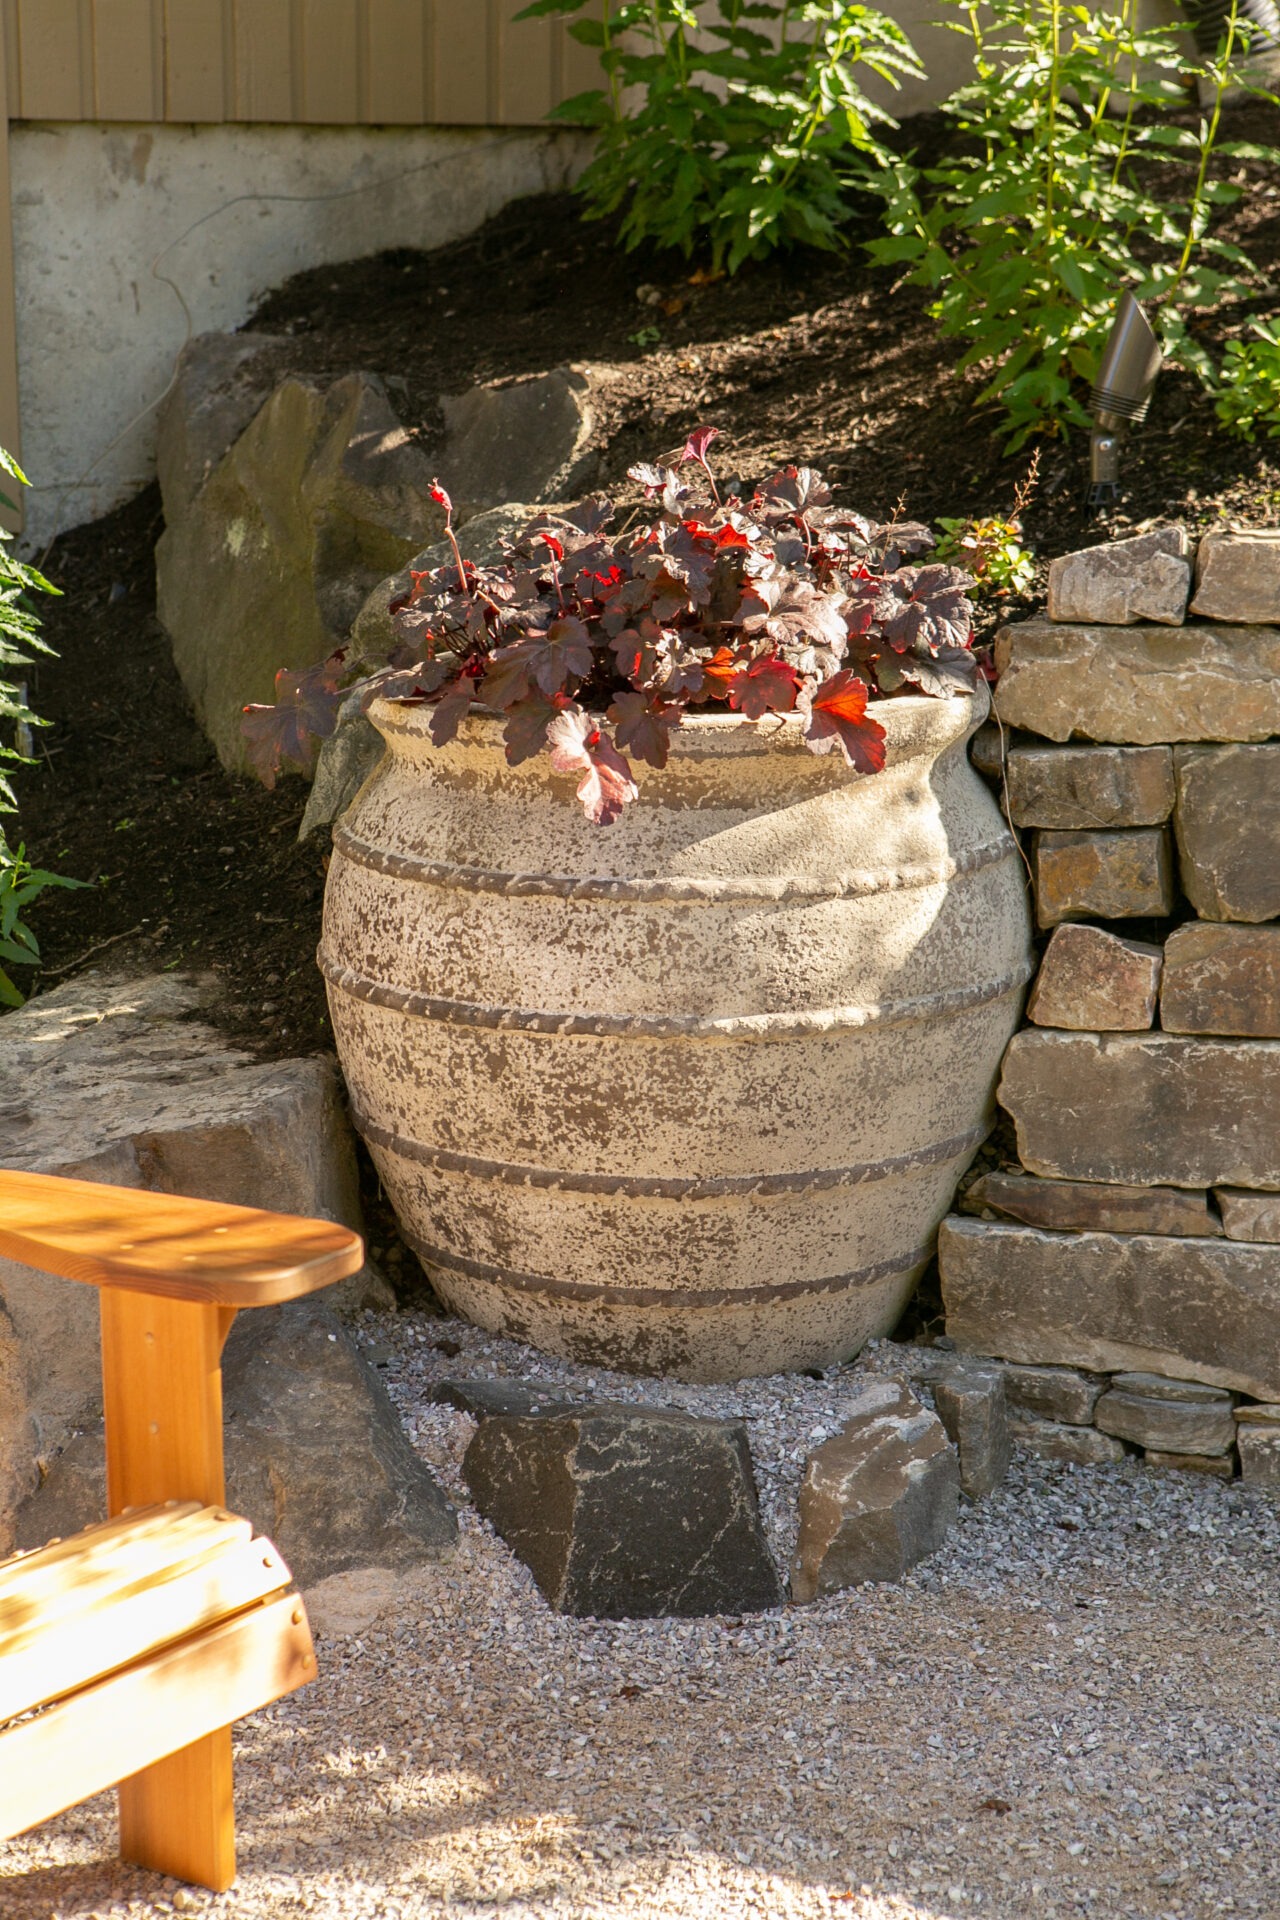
xmin=13 ymin=97 xmax=1280 ymax=1061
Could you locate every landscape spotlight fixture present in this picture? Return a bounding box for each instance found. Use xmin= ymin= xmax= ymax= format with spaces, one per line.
xmin=1087 ymin=291 xmax=1162 ymax=508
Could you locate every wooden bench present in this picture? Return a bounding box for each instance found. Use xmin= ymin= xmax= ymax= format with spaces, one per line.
xmin=0 ymin=1167 xmax=364 ymax=1893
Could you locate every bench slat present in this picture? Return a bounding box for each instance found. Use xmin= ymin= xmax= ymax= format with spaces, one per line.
xmin=0 ymin=1502 xmax=210 ymax=1613
xmin=0 ymin=1168 xmax=363 ymax=1306
xmin=0 ymin=1526 xmax=293 ymax=1725
xmin=0 ymin=1589 xmax=315 ymax=1842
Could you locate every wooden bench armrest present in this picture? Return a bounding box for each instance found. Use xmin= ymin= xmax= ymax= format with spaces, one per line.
xmin=0 ymin=1168 xmax=364 ymax=1307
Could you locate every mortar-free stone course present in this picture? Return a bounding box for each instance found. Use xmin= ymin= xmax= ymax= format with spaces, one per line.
xmin=1006 ymin=744 xmax=1175 ymax=830
xmin=1173 ymin=744 xmax=1280 ymax=924
xmin=1032 ymin=829 xmax=1174 ymax=928
xmin=1046 ymin=527 xmax=1191 ymax=627
xmin=1161 ymin=923 xmax=1280 ymax=1037
xmin=1026 ymin=924 xmax=1162 ymax=1030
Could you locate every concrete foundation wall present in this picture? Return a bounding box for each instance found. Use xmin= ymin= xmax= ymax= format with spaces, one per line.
xmin=11 ymin=121 xmax=588 ymax=548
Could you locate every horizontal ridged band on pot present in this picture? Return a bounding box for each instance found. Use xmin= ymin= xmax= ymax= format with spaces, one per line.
xmin=321 ymin=686 xmax=1032 ymax=1381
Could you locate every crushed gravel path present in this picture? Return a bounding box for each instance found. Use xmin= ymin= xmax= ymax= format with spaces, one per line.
xmin=3 ymin=1313 xmax=1278 ymax=1920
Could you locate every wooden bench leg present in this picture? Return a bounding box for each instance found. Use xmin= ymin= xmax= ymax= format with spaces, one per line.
xmin=100 ymin=1290 xmax=239 ymax=1892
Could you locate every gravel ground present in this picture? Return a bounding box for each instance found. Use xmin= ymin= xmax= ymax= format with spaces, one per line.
xmin=3 ymin=1314 xmax=1279 ymax=1920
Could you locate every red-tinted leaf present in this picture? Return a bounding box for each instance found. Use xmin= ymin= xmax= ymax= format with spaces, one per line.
xmin=877 ymin=567 xmax=974 ymax=656
xmin=239 ymin=653 xmax=347 ymax=787
xmin=898 ymin=645 xmax=979 ymax=697
xmin=799 ymin=670 xmax=888 ymax=774
xmin=480 ymin=648 xmax=533 ymax=710
xmin=428 ymin=675 xmax=478 ymax=747
xmin=728 ymin=651 xmax=801 ymax=721
xmin=713 ymin=523 xmax=750 ymax=549
xmin=529 ymin=614 xmax=594 ymax=695
xmin=429 ymin=478 xmax=452 ymax=514
xmin=502 ymin=692 xmax=567 ymax=766
xmin=611 ymin=616 xmax=666 ymax=688
xmin=547 ymin=707 xmax=639 ymax=825
xmin=738 ymin=579 xmax=848 ymax=655
xmin=696 ymin=645 xmax=739 ymax=702
xmin=537 ymin=531 xmax=565 ymax=564
xmin=608 ymin=688 xmax=677 ymax=771
xmin=681 ymin=425 xmax=720 ymax=466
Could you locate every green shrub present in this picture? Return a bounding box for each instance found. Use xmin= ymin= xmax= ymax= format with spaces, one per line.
xmin=517 ymin=0 xmax=923 ymax=270
xmin=1216 ymin=319 xmax=1280 ymax=439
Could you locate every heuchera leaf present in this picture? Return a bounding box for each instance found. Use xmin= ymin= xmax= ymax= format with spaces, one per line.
xmin=728 ymin=650 xmax=801 ymax=720
xmin=897 ymin=645 xmax=980 ymax=697
xmin=547 ymin=707 xmax=639 ymax=825
xmin=695 ymin=645 xmax=740 ymax=702
xmin=799 ymin=670 xmax=888 ymax=775
xmin=428 ymin=670 xmax=482 ymax=747
xmin=502 ymin=691 xmax=568 ymax=766
xmin=240 ymin=651 xmax=348 ymax=788
xmin=607 ymin=688 xmax=678 ymax=770
xmin=681 ymin=425 xmax=720 ymax=466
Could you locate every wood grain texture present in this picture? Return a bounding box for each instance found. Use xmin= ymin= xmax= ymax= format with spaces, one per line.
xmin=0 ymin=1168 xmax=363 ymax=1305
xmin=0 ymin=1593 xmax=316 ymax=1860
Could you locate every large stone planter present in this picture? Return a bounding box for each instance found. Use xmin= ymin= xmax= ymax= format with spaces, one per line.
xmin=320 ymin=688 xmax=1032 ymax=1380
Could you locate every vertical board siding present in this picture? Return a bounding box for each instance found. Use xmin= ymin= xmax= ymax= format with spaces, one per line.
xmin=0 ymin=7 xmax=20 ymax=521
xmin=3 ymin=0 xmax=598 ymax=125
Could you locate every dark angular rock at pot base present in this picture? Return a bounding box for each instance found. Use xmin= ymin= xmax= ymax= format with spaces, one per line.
xmin=463 ymin=1406 xmax=782 ymax=1620
xmin=1046 ymin=527 xmax=1191 ymax=628
xmin=1162 ymin=924 xmax=1280 ymax=1038
xmin=997 ymin=1030 xmax=1280 ymax=1189
xmin=962 ymin=1170 xmax=1220 ymax=1240
xmin=1190 ymin=527 xmax=1280 ymax=624
xmin=351 ymin=500 xmax=549 ymax=661
xmin=1007 ymin=1412 xmax=1126 ymax=1466
xmin=15 ymin=1302 xmax=457 ymax=1586
xmin=1001 ymin=1362 xmax=1105 ymax=1427
xmin=992 ymin=620 xmax=1280 ymax=745
xmin=939 ymin=1215 xmax=1280 ymax=1404
xmin=933 ymin=1366 xmax=1011 ymax=1499
xmin=969 ymin=721 xmax=1006 ymax=782
xmin=1032 ymin=829 xmax=1174 ymax=929
xmin=1144 ymin=1449 xmax=1235 ymax=1480
xmin=429 ymin=1378 xmax=575 ymax=1419
xmin=438 ymin=367 xmax=598 ymax=519
xmin=1216 ymin=1189 xmax=1280 ymax=1243
xmin=1173 ymin=745 xmax=1280 ymax=924
xmin=1006 ymin=744 xmax=1176 ymax=831
xmin=1026 ymin=924 xmax=1162 ymax=1031
xmin=1237 ymin=1426 xmax=1280 ymax=1491
xmin=158 ymin=368 xmax=443 ymax=772
xmin=298 ymin=695 xmax=385 ymax=842
xmin=790 ymin=1379 xmax=959 ymax=1601
xmin=1094 ymin=1387 xmax=1236 ymax=1456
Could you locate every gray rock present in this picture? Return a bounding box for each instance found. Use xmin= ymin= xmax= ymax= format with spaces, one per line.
xmin=940 ymin=1215 xmax=1280 ymax=1403
xmin=1007 ymin=1412 xmax=1126 ymax=1466
xmin=1216 ymin=1189 xmax=1280 ymax=1243
xmin=156 ymin=330 xmax=294 ymax=514
xmin=1237 ymin=1425 xmax=1280 ymax=1491
xmin=429 ymin=1378 xmax=574 ymax=1418
xmin=1032 ymin=828 xmax=1173 ymax=928
xmin=1026 ymin=924 xmax=1162 ymax=1030
xmin=998 ymin=1030 xmax=1280 ymax=1189
xmin=1144 ymin=1449 xmax=1235 ymax=1479
xmin=969 ymin=721 xmax=1006 ymax=781
xmin=1108 ymin=1372 xmax=1235 ymax=1405
xmin=1002 ymin=1363 xmax=1105 ymax=1426
xmin=350 ymin=500 xmax=561 ymax=661
xmin=1234 ymin=1403 xmax=1280 ymax=1424
xmin=870 ymin=1342 xmax=962 ymax=1386
xmin=1006 ymin=744 xmax=1175 ymax=829
xmin=0 ymin=971 xmax=373 ymax=1488
xmin=463 ymin=1405 xmax=782 ymax=1619
xmin=1190 ymin=527 xmax=1280 ymax=624
xmin=790 ymin=1378 xmax=958 ymax=1600
xmin=1162 ymin=924 xmax=1280 ymax=1038
xmin=1046 ymin=527 xmax=1191 ymax=626
xmin=1094 ymin=1388 xmax=1236 ymax=1454
xmin=993 ymin=620 xmax=1280 ymax=744
xmin=15 ymin=1303 xmax=458 ymax=1586
xmin=1173 ymin=745 xmax=1280 ymax=924
xmin=439 ymin=367 xmax=597 ymax=518
xmin=962 ymin=1170 xmax=1219 ymax=1239
xmin=158 ymin=368 xmax=443 ymax=771
xmin=298 ymin=695 xmax=385 ymax=841
xmin=933 ymin=1366 xmax=1012 ymax=1498
xmin=0 ymin=1302 xmax=33 ymax=1554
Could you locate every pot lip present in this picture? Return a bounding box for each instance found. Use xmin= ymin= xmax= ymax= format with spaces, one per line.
xmin=367 ymin=681 xmax=990 ymax=757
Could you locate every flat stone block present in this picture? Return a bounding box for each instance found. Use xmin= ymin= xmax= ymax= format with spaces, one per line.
xmin=993 ymin=621 xmax=1280 ymax=745
xmin=1234 ymin=1403 xmax=1280 ymax=1424
xmin=939 ymin=1214 xmax=1280 ymax=1403
xmin=1173 ymin=745 xmax=1280 ymax=924
xmin=1047 ymin=528 xmax=1191 ymax=627
xmin=1008 ymin=1412 xmax=1126 ymax=1466
xmin=1007 ymin=745 xmax=1175 ymax=829
xmin=1237 ymin=1425 xmax=1280 ymax=1491
xmin=1002 ymin=1363 xmax=1105 ymax=1426
xmin=1094 ymin=1388 xmax=1236 ymax=1454
xmin=1027 ymin=924 xmax=1162 ymax=1030
xmin=1162 ymin=924 xmax=1280 ymax=1038
xmin=428 ymin=1378 xmax=573 ymax=1418
xmin=1190 ymin=527 xmax=1280 ymax=624
xmin=1033 ymin=829 xmax=1173 ymax=929
xmin=963 ymin=1170 xmax=1219 ymax=1239
xmin=1144 ymin=1449 xmax=1235 ymax=1479
xmin=999 ymin=1030 xmax=1280 ymax=1189
xmin=1215 ymin=1190 xmax=1280 ymax=1244
xmin=934 ymin=1365 xmax=1012 ymax=1499
xmin=1108 ymin=1372 xmax=1234 ymax=1405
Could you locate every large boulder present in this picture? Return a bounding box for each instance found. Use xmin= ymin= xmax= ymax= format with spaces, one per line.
xmin=0 ymin=969 xmax=377 ymax=1551
xmin=463 ymin=1404 xmax=783 ymax=1619
xmin=157 ymin=365 xmax=444 ymax=771
xmin=15 ymin=1302 xmax=458 ymax=1586
xmin=438 ymin=366 xmax=597 ymax=519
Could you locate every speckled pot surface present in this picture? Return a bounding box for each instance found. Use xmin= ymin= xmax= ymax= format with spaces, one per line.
xmin=321 ymin=687 xmax=1032 ymax=1381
